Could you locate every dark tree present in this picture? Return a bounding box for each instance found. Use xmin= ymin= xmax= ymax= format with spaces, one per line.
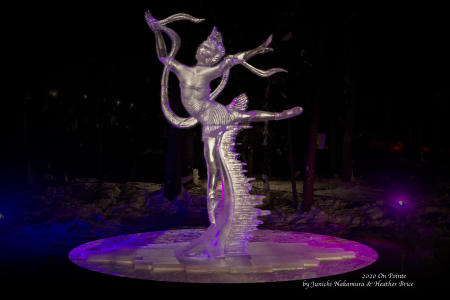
xmin=301 ymin=20 xmax=333 ymax=212
xmin=343 ymin=13 xmax=358 ymax=181
xmin=163 ymin=79 xmax=195 ymax=201
xmin=301 ymin=88 xmax=319 ymax=212
xmin=164 ymin=124 xmax=184 ymax=200
xmin=287 ymin=118 xmax=299 ymax=208
xmin=23 ymin=93 xmax=33 ymax=185
xmin=261 ymin=79 xmax=272 ymax=208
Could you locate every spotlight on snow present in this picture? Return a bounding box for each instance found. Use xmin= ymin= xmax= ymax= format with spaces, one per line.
xmin=390 ymin=193 xmax=412 ymax=213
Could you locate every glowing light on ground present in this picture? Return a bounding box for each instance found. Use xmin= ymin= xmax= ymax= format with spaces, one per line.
xmin=69 ymin=229 xmax=378 ymax=283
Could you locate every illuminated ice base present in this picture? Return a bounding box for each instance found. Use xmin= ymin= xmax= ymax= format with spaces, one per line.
xmin=69 ymin=229 xmax=377 ymax=283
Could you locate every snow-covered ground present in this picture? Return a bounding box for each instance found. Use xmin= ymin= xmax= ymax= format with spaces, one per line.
xmin=0 ymin=177 xmax=448 ymax=287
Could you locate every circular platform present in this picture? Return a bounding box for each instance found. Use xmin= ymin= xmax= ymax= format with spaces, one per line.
xmin=69 ymin=229 xmax=378 ymax=283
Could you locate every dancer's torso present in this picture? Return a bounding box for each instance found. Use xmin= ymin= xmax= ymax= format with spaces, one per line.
xmin=178 ymin=66 xmax=232 ymax=125
xmin=179 ymin=83 xmax=210 ymax=117
xmin=180 ymin=84 xmax=233 ymax=125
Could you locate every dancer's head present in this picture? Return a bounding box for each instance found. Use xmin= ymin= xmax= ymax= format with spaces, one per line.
xmin=196 ymin=27 xmax=225 ymax=66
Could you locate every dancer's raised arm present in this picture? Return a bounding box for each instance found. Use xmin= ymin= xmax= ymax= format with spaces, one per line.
xmin=216 ymin=34 xmax=274 ymax=71
xmin=233 ymin=34 xmax=274 ymax=61
xmin=213 ymin=35 xmax=287 ymax=78
xmin=145 ymin=10 xmax=186 ymax=75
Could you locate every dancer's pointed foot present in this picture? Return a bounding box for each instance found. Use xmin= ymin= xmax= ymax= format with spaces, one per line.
xmin=277 ymin=106 xmax=303 ymax=120
xmin=264 ymin=34 xmax=273 ymax=47
xmin=253 ymin=34 xmax=275 ymax=57
xmin=207 ymin=196 xmax=219 ymax=225
xmin=208 ymin=212 xmax=216 ymax=225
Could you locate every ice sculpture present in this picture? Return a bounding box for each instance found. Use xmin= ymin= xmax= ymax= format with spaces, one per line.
xmin=145 ymin=11 xmax=303 ymax=265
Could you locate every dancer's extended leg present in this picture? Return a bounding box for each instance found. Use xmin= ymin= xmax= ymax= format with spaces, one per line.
xmin=237 ymin=106 xmax=303 ymax=123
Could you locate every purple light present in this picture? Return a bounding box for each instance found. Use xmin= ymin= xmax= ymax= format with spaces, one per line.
xmin=390 ymin=194 xmax=413 ymax=213
xmin=397 ymin=197 xmax=405 ymax=206
xmin=69 ymin=229 xmax=379 ymax=283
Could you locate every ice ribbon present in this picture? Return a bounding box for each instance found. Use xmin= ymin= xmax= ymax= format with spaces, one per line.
xmin=241 ymin=61 xmax=288 ymax=77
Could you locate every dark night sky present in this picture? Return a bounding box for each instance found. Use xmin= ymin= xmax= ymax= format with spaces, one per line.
xmin=8 ymin=2 xmax=318 ymax=104
xmin=3 ymin=1 xmax=450 ymax=185
xmin=7 ymin=2 xmax=450 ymax=101
xmin=356 ymin=7 xmax=450 ymax=92
xmin=4 ymin=2 xmax=446 ymax=108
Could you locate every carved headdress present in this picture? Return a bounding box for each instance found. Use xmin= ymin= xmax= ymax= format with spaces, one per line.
xmin=207 ymin=27 xmax=225 ymax=64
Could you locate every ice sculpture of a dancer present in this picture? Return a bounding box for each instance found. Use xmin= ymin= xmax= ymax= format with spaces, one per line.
xmin=145 ymin=10 xmax=302 ymax=265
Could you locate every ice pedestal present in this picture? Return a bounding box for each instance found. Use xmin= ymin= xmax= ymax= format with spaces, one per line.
xmin=69 ymin=229 xmax=378 ymax=283
xmin=174 ymin=126 xmax=271 ymax=264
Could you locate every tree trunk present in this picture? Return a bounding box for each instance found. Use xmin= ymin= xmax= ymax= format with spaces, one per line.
xmin=302 ymin=89 xmax=319 ymax=212
xmin=164 ymin=124 xmax=183 ymax=200
xmin=328 ymin=117 xmax=338 ymax=177
xmin=342 ymin=92 xmax=355 ymax=181
xmin=343 ymin=12 xmax=358 ymax=181
xmin=181 ymin=128 xmax=195 ymax=184
xmin=247 ymin=145 xmax=254 ymax=176
xmin=261 ymin=79 xmax=272 ymax=207
xmin=95 ymin=98 xmax=105 ymax=201
xmin=262 ymin=120 xmax=272 ymax=208
xmin=287 ymin=118 xmax=299 ymax=209
xmin=301 ymin=20 xmax=329 ymax=212
xmin=431 ymin=91 xmax=442 ymax=171
xmin=23 ymin=94 xmax=33 ymax=185
xmin=163 ymin=78 xmax=189 ymax=201
xmin=417 ymin=119 xmax=425 ymax=164
xmin=96 ymin=99 xmax=104 ymax=182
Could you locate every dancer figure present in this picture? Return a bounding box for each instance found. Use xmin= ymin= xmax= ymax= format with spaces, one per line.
xmin=145 ymin=10 xmax=302 ymax=226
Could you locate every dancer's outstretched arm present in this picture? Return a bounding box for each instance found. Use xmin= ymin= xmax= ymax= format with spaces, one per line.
xmin=145 ymin=10 xmax=185 ymax=75
xmin=212 ymin=35 xmax=287 ymax=78
xmin=232 ymin=34 xmax=274 ymax=61
xmin=145 ymin=11 xmax=168 ymax=59
xmin=207 ymin=35 xmax=273 ymax=77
